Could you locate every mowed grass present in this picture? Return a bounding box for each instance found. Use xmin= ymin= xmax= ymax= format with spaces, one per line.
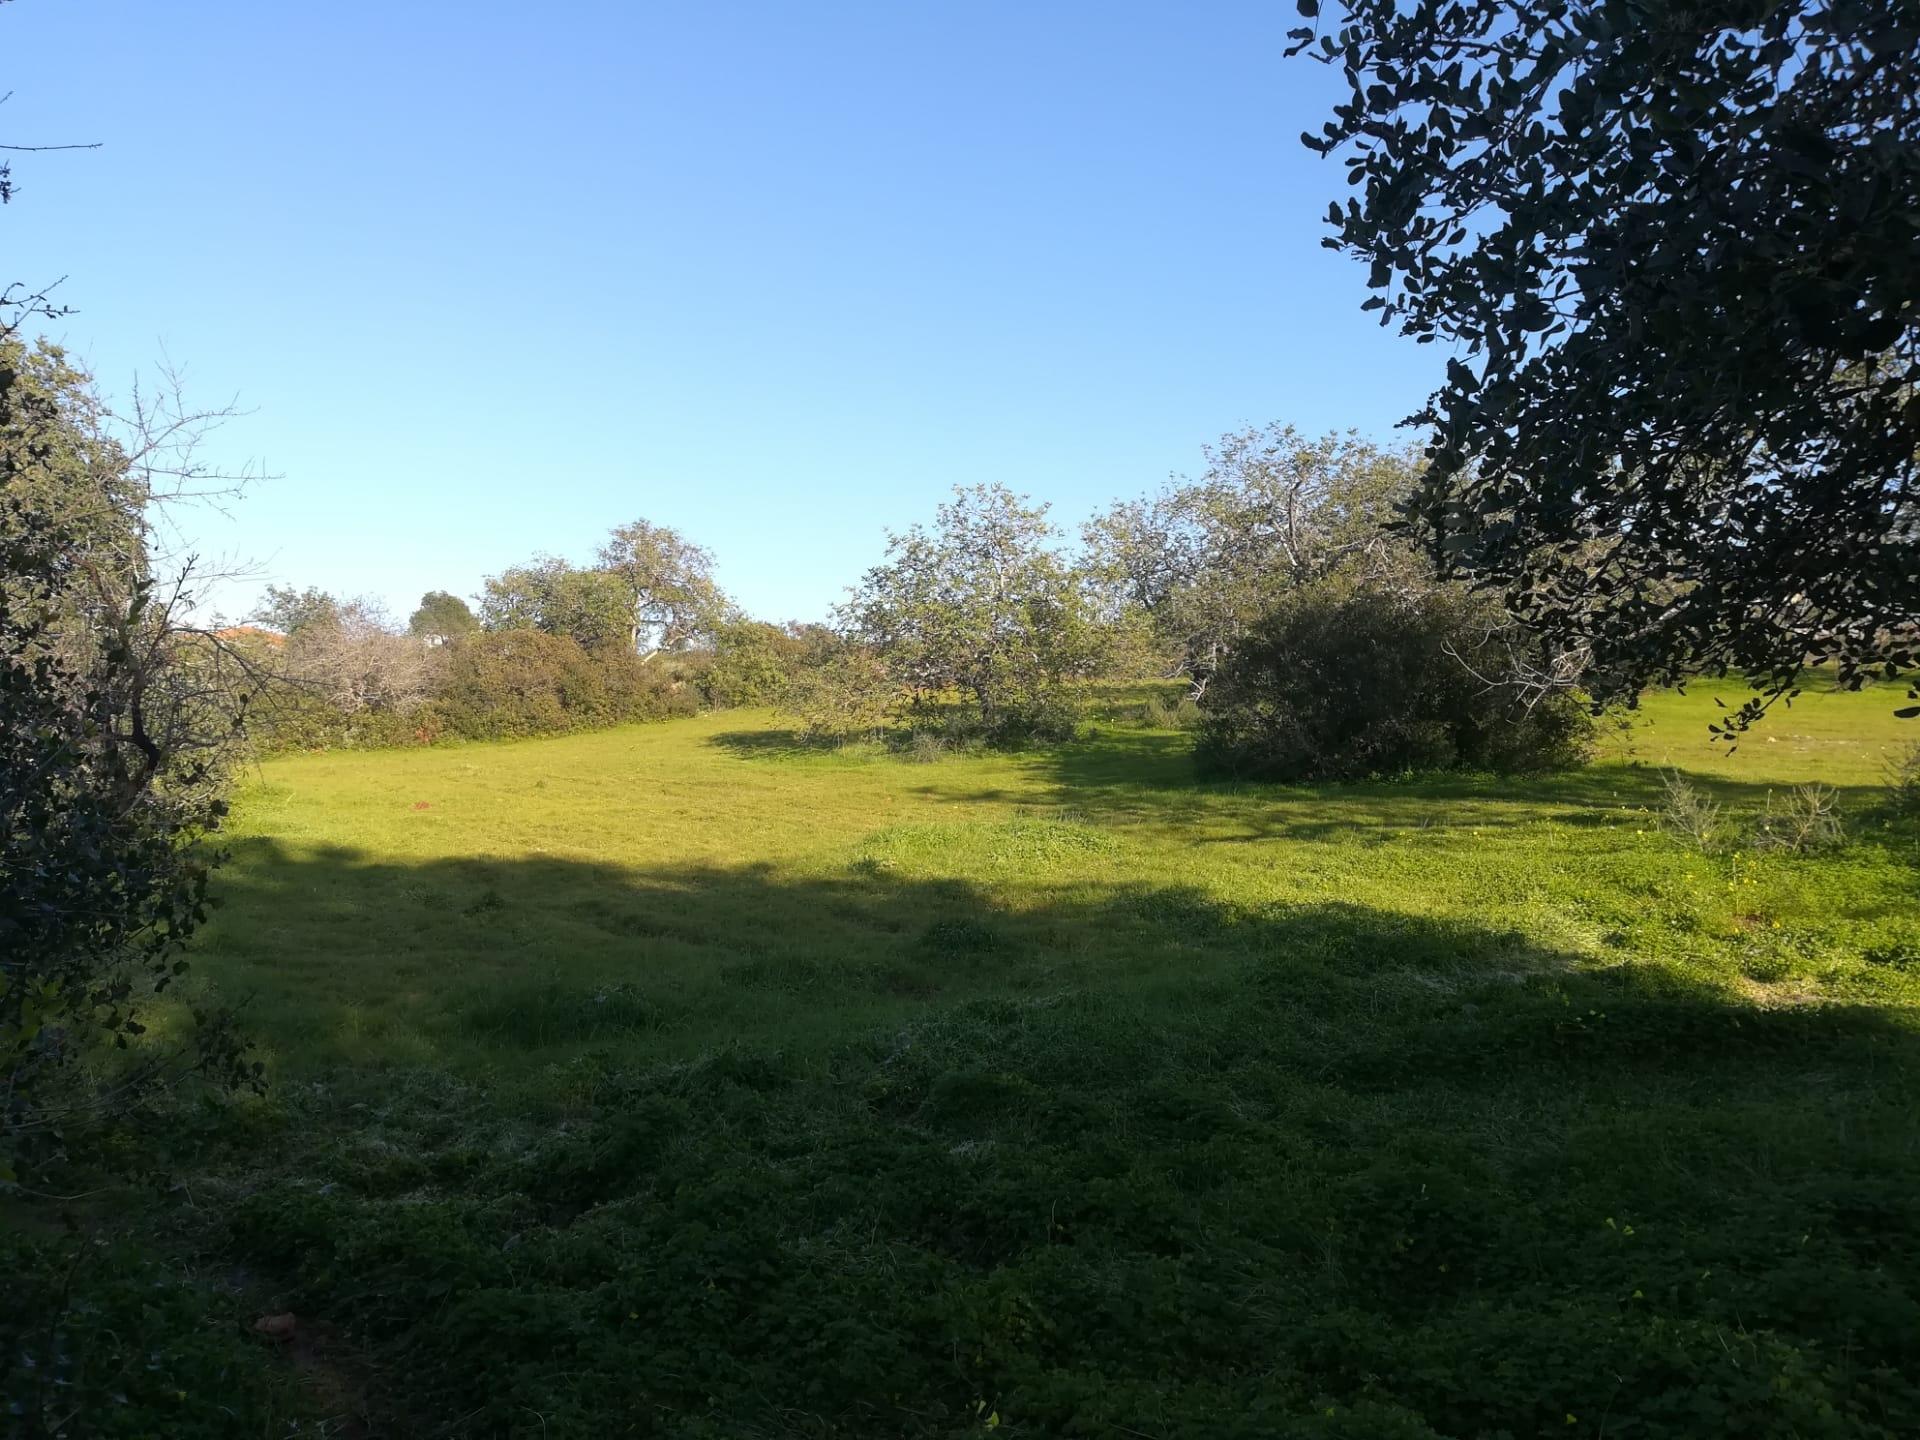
xmin=160 ymin=677 xmax=1920 ymax=1436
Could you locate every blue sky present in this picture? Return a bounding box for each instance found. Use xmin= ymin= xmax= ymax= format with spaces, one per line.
xmin=5 ymin=1 xmax=1439 ymax=625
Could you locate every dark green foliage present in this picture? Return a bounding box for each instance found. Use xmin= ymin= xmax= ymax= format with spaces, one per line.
xmin=247 ymin=681 xmax=427 ymax=751
xmin=407 ymin=588 xmax=478 ymax=642
xmin=1296 ymin=0 xmax=1920 ymax=727
xmin=699 ymin=619 xmax=815 ymax=708
xmin=219 ymin=927 xmax=1920 ymax=1438
xmin=0 ymin=339 xmax=258 ymax=1176
xmin=1197 ymin=579 xmax=1595 ymax=779
xmin=429 ymin=629 xmax=696 ymax=741
xmin=1 ymin=1232 xmax=303 ymax=1436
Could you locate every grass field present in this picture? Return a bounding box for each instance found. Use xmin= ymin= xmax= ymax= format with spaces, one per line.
xmin=21 ymin=679 xmax=1920 ymax=1437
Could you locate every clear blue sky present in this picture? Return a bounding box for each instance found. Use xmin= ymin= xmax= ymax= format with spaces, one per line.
xmin=5 ymin=0 xmax=1439 ymax=625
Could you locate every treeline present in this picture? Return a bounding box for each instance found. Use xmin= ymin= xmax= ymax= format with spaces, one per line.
xmin=250 ymin=424 xmax=1593 ymax=777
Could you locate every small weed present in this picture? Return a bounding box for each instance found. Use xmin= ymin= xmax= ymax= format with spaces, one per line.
xmin=1752 ymin=783 xmax=1846 ymax=855
xmin=903 ymin=730 xmax=950 ymax=764
xmin=1658 ymin=770 xmax=1727 ymax=854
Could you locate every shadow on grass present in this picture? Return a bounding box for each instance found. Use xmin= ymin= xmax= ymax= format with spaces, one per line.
xmin=190 ymin=838 xmax=1920 ymax=1438
xmin=703 ymin=715 xmax=1883 ymax=849
xmin=1016 ymin=728 xmax=1900 ymax=844
xmin=203 ymin=833 xmax=1916 ymax=1089
xmin=703 ymin=727 xmax=847 ymax=759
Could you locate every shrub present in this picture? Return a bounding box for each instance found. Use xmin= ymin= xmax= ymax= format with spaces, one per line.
xmin=431 ymin=631 xmax=690 ymax=741
xmin=1753 ymin=783 xmax=1846 ymax=855
xmin=2 ymin=342 xmax=261 ymax=1173
xmin=1659 ymin=770 xmax=1728 ymax=854
xmin=902 ymin=730 xmax=950 ymax=763
xmin=1196 ymin=578 xmax=1595 ymax=781
xmin=700 ymin=620 xmax=807 ymax=708
xmin=781 ymin=643 xmax=894 ymax=741
xmin=1141 ymin=692 xmax=1203 ymax=730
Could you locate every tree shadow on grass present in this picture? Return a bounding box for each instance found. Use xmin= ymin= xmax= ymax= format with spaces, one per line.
xmin=191 ymin=838 xmax=1920 ymax=1438
xmin=703 ymin=727 xmax=846 ymax=759
xmin=1017 ymin=729 xmax=1899 ymax=843
xmin=201 ymin=834 xmax=1917 ymax=1088
xmin=701 ymin=715 xmax=1884 ymax=848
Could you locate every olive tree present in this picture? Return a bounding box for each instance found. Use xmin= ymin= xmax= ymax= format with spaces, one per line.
xmin=598 ymin=519 xmax=728 ymax=660
xmin=1082 ymin=425 xmax=1422 ymax=693
xmin=848 ymin=483 xmax=1095 ymax=740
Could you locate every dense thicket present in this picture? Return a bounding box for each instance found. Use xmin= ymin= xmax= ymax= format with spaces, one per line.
xmin=431 ymin=629 xmax=697 ymax=741
xmin=1197 ymin=575 xmax=1595 ymax=780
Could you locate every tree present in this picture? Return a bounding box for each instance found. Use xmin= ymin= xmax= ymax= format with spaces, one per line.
xmin=597 ymin=519 xmax=727 ymax=660
xmin=702 ymin=619 xmax=807 ymax=708
xmin=254 ymin=584 xmax=340 ymax=637
xmin=2 ymin=338 xmax=259 ymax=1172
xmin=408 ymin=589 xmax=478 ymax=643
xmin=479 ymin=556 xmax=631 ymax=651
xmin=1293 ymin=0 xmax=1920 ymax=732
xmin=848 ymin=483 xmax=1094 ymax=739
xmin=278 ymin=597 xmax=433 ymax=717
xmin=778 ymin=638 xmax=894 ymax=741
xmin=480 ymin=520 xmax=727 ymax=659
xmin=1082 ymin=426 xmax=1422 ymax=693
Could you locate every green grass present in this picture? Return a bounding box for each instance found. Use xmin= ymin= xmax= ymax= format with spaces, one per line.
xmin=23 ymin=678 xmax=1920 ymax=1437
xmin=195 ymin=676 xmax=1917 ymax=1081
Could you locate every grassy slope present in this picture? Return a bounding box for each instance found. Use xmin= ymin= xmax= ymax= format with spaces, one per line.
xmin=98 ymin=682 xmax=1920 ymax=1434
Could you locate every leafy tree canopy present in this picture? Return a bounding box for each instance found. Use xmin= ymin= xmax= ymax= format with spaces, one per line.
xmin=849 ymin=483 xmax=1095 ymax=738
xmin=1294 ymin=0 xmax=1920 ymax=731
xmin=1082 ymin=425 xmax=1422 ymax=692
xmin=408 ymin=589 xmax=478 ymax=641
xmin=254 ymin=584 xmax=341 ymax=638
xmin=481 ymin=520 xmax=728 ymax=658
xmin=480 ymin=557 xmax=632 ymax=652
xmin=1 ymin=337 xmax=257 ymax=1172
xmin=597 ymin=519 xmax=728 ymax=659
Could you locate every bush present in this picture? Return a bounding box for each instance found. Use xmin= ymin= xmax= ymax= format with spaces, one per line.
xmin=1659 ymin=770 xmax=1728 ymax=854
xmin=2 ymin=343 xmax=261 ymax=1173
xmin=431 ymin=631 xmax=691 ymax=741
xmin=781 ymin=643 xmax=895 ymax=741
xmin=1141 ymin=692 xmax=1203 ymax=730
xmin=700 ymin=620 xmax=809 ymax=708
xmin=1196 ymin=579 xmax=1595 ymax=781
